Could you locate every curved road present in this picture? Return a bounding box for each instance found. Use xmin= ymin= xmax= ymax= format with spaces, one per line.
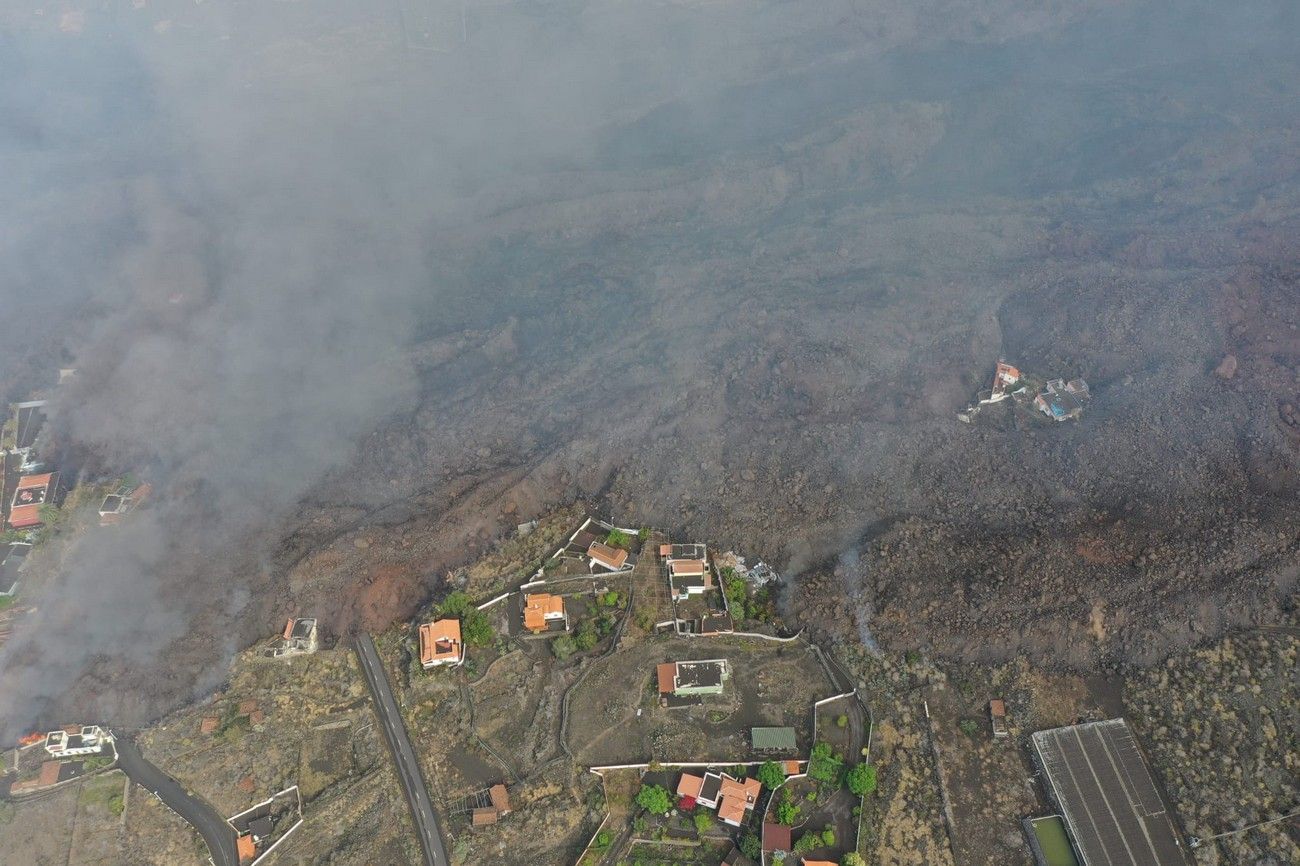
xmin=113 ymin=736 xmax=239 ymax=866
xmin=354 ymin=632 xmax=447 ymax=866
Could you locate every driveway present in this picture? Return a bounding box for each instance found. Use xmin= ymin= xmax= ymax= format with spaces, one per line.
xmin=113 ymin=736 xmax=239 ymax=866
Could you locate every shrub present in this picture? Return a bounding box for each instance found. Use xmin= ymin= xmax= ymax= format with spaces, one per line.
xmin=605 ymin=528 xmax=631 ymax=549
xmin=693 ymin=812 xmax=713 ymax=833
xmin=842 ymin=854 xmax=866 ymax=866
xmin=836 ymin=714 xmax=849 ymax=728
xmin=635 ymin=784 xmax=673 ymax=815
xmin=822 ymin=827 xmax=836 ymax=847
xmin=741 ymin=832 xmax=761 ymax=858
xmin=808 ymin=742 xmax=843 ymax=785
xmin=551 ymin=635 xmax=577 ymax=660
xmin=958 ymin=718 xmax=981 ymax=737
xmin=594 ymin=829 xmax=612 ymax=850
xmin=775 ymin=797 xmax=800 ymax=825
xmin=574 ymin=623 xmax=598 ymax=651
xmin=793 ymin=833 xmax=821 ymax=854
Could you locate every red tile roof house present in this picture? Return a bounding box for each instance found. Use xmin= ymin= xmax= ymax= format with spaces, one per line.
xmin=419 ymin=618 xmax=465 ymax=667
xmin=8 ymin=472 xmax=58 ymax=530
xmin=587 ymin=540 xmax=632 ymax=572
xmin=676 ymin=771 xmax=761 ymax=828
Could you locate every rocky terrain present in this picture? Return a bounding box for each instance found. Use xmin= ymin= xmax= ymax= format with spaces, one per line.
xmin=1126 ymin=628 xmax=1299 ymax=866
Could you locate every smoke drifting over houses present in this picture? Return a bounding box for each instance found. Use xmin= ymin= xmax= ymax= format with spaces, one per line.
xmin=2 ymin=0 xmax=1299 ymax=738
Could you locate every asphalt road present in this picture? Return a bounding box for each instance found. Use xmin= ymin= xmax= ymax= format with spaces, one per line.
xmin=354 ymin=632 xmax=447 ymax=866
xmin=113 ymin=736 xmax=239 ymax=866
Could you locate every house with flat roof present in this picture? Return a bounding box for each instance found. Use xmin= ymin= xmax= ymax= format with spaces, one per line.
xmin=522 ymin=593 xmax=568 ymax=634
xmin=1034 ymin=378 xmax=1090 ymax=421
xmin=45 ymin=725 xmax=110 ymax=757
xmin=273 ymin=618 xmax=318 ymax=657
xmin=8 ymin=472 xmax=58 ymax=530
xmin=419 ymin=618 xmax=464 ymax=667
xmin=662 ymin=542 xmax=712 ymax=599
xmin=0 ymin=542 xmax=32 ymax=597
xmin=656 ymin=659 xmax=729 ymax=697
xmin=229 ymin=785 xmax=304 ymax=866
xmin=98 ymin=482 xmax=152 ymax=526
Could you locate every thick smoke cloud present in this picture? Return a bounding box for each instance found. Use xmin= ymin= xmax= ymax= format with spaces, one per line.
xmin=2 ymin=0 xmax=1298 ymax=739
xmin=0 ymin=21 xmax=436 ymax=735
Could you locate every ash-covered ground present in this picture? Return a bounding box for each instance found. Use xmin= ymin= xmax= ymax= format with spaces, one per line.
xmin=1 ymin=0 xmax=1298 ymax=733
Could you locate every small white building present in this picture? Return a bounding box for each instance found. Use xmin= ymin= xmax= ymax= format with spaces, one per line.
xmin=45 ymin=726 xmax=110 ymax=757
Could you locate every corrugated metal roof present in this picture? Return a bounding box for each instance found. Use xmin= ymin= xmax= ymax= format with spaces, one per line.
xmin=750 ymin=726 xmax=797 ymax=751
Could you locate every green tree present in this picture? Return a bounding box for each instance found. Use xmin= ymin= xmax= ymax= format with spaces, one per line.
xmin=635 ymin=784 xmax=672 ymax=815
xmin=438 ymin=591 xmax=472 ymax=617
xmin=757 ymin=760 xmax=786 ymax=790
xmin=808 ymin=742 xmax=843 ymax=785
xmin=845 ymin=763 xmax=877 ymax=796
xmin=740 ymin=832 xmax=762 ymax=859
xmin=594 ymin=829 xmax=612 ymax=850
xmin=822 ymin=826 xmax=836 ymax=847
xmin=605 ymin=528 xmax=631 ymax=549
xmin=462 ymin=608 xmax=494 ymax=647
xmin=842 ymin=854 xmax=866 ymax=866
xmin=693 ymin=811 xmax=713 ymax=833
